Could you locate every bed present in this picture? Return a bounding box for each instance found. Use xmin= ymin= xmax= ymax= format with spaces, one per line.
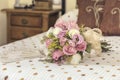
xmin=1 ymin=0 xmax=120 ymax=80
xmin=0 ymin=37 xmax=120 ymax=80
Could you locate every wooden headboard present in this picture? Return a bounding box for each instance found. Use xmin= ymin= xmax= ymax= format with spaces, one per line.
xmin=77 ymin=0 xmax=105 ymax=28
xmin=77 ymin=0 xmax=120 ymax=36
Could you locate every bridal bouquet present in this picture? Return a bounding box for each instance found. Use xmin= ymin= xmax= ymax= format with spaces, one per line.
xmin=42 ymin=20 xmax=110 ymax=65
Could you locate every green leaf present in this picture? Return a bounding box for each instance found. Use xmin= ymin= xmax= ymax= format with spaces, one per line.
xmin=78 ymin=51 xmax=83 ymax=60
xmin=85 ymin=43 xmax=92 ymax=53
xmin=101 ymin=41 xmax=111 ymax=52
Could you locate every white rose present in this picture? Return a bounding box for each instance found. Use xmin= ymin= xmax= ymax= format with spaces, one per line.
xmin=46 ymin=27 xmax=54 ymax=37
xmin=70 ymin=54 xmax=81 ymax=65
xmin=53 ymin=27 xmax=62 ymax=37
xmin=68 ymin=29 xmax=80 ymax=38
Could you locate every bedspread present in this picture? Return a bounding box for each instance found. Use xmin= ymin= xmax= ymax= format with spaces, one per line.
xmin=0 ymin=36 xmax=120 ymax=80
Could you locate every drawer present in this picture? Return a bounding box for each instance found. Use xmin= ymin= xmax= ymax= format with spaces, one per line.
xmin=11 ymin=27 xmax=42 ymax=40
xmin=11 ymin=14 xmax=42 ymax=28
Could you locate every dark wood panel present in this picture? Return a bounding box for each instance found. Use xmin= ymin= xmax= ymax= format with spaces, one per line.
xmin=11 ymin=14 xmax=42 ymax=28
xmin=11 ymin=27 xmax=42 ymax=40
xmin=100 ymin=0 xmax=120 ymax=35
xmin=62 ymin=0 xmax=66 ymax=15
xmin=49 ymin=12 xmax=59 ymax=28
xmin=77 ymin=0 xmax=105 ymax=28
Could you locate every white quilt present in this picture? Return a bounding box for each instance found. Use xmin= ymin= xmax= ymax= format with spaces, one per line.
xmin=0 ymin=36 xmax=120 ymax=80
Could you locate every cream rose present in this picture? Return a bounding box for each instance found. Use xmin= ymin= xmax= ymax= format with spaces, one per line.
xmin=68 ymin=29 xmax=80 ymax=38
xmin=53 ymin=27 xmax=62 ymax=37
xmin=70 ymin=54 xmax=81 ymax=65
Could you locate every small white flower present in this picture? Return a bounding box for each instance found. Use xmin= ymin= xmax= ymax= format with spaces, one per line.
xmin=70 ymin=54 xmax=81 ymax=65
xmin=53 ymin=27 xmax=62 ymax=37
xmin=68 ymin=29 xmax=80 ymax=38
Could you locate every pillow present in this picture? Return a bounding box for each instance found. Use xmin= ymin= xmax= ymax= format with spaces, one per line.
xmin=77 ymin=0 xmax=105 ymax=28
xmin=100 ymin=0 xmax=120 ymax=35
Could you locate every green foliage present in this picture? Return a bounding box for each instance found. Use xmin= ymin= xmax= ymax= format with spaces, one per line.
xmin=79 ymin=24 xmax=85 ymax=33
xmin=65 ymin=32 xmax=71 ymax=39
xmin=48 ymin=34 xmax=62 ymax=50
xmin=85 ymin=43 xmax=92 ymax=53
xmin=48 ymin=33 xmax=55 ymax=38
xmin=101 ymin=41 xmax=111 ymax=52
xmin=78 ymin=51 xmax=83 ymax=60
xmin=41 ymin=36 xmax=48 ymax=44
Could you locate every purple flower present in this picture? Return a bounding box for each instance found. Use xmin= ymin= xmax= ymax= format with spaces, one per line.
xmin=52 ymin=50 xmax=64 ymax=60
xmin=72 ymin=34 xmax=84 ymax=44
xmin=76 ymin=41 xmax=87 ymax=51
xmin=54 ymin=19 xmax=68 ymax=30
xmin=63 ymin=45 xmax=77 ymax=55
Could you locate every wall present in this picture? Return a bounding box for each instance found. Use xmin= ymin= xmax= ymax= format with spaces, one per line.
xmin=0 ymin=0 xmax=8 ymax=46
xmin=8 ymin=0 xmax=32 ymax=8
xmin=8 ymin=0 xmax=76 ymax=11
xmin=8 ymin=0 xmax=62 ymax=9
xmin=66 ymin=0 xmax=76 ymax=12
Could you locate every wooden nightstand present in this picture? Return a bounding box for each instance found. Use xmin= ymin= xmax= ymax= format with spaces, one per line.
xmin=3 ymin=9 xmax=61 ymax=43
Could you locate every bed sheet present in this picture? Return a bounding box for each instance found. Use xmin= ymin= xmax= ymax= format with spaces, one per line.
xmin=0 ymin=36 xmax=120 ymax=80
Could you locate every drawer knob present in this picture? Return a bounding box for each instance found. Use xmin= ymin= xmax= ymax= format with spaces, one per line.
xmin=22 ymin=32 xmax=28 ymax=38
xmin=21 ymin=19 xmax=28 ymax=25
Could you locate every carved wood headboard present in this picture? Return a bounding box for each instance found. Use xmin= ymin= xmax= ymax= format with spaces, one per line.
xmin=77 ymin=0 xmax=105 ymax=28
xmin=100 ymin=0 xmax=120 ymax=35
xmin=77 ymin=0 xmax=120 ymax=36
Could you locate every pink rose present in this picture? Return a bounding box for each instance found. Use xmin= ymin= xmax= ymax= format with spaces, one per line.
xmin=68 ymin=40 xmax=75 ymax=47
xmin=45 ymin=39 xmax=52 ymax=48
xmin=55 ymin=19 xmax=68 ymax=30
xmin=63 ymin=45 xmax=77 ymax=55
xmin=75 ymin=41 xmax=87 ymax=51
xmin=57 ymin=31 xmax=66 ymax=38
xmin=59 ymin=37 xmax=67 ymax=46
xmin=67 ymin=21 xmax=80 ymax=30
xmin=52 ymin=50 xmax=64 ymax=60
xmin=72 ymin=34 xmax=84 ymax=44
xmin=55 ymin=19 xmax=79 ymax=30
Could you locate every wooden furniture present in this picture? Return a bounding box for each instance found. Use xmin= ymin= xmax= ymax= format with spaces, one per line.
xmin=3 ymin=9 xmax=61 ymax=43
xmin=61 ymin=0 xmax=66 ymax=14
xmin=34 ymin=0 xmax=53 ymax=10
